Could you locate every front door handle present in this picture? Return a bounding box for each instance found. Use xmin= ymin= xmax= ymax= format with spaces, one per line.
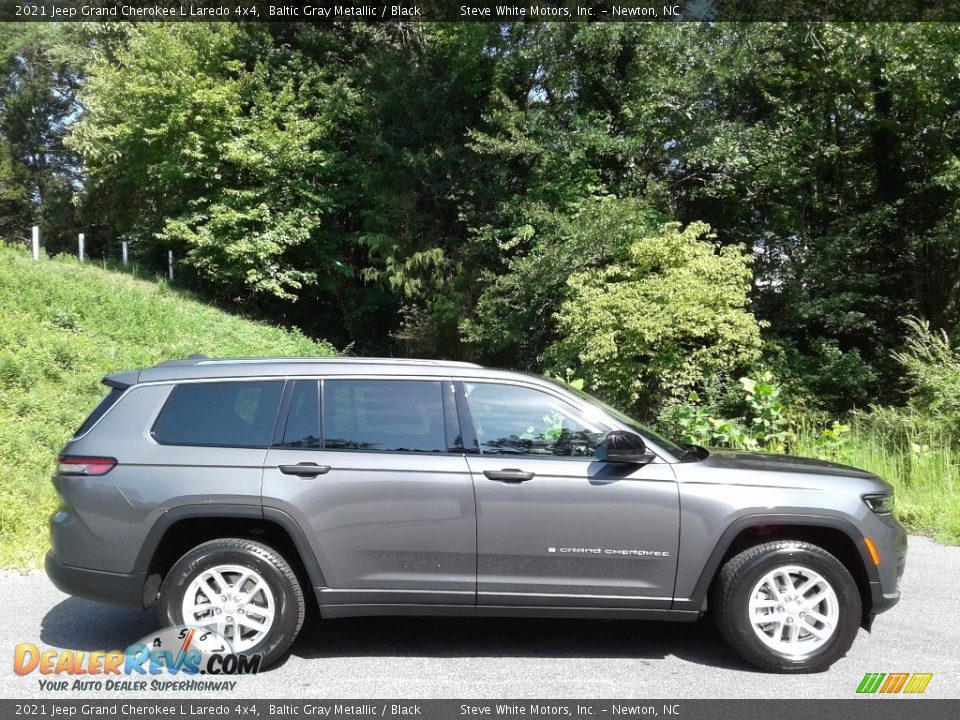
xmin=278 ymin=463 xmax=331 ymax=477
xmin=483 ymin=468 xmax=535 ymax=483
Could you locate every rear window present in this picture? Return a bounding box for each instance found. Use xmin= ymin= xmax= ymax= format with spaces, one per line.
xmin=152 ymin=381 xmax=284 ymax=448
xmin=323 ymin=379 xmax=447 ymax=453
xmin=74 ymin=387 xmax=125 ymax=437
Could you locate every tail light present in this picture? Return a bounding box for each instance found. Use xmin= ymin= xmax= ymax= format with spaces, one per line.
xmin=57 ymin=456 xmax=117 ymax=476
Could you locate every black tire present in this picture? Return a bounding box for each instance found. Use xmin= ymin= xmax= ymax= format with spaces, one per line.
xmin=159 ymin=538 xmax=305 ymax=669
xmin=711 ymin=540 xmax=861 ymax=673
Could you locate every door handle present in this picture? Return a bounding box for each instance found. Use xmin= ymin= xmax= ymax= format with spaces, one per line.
xmin=278 ymin=463 xmax=331 ymax=477
xmin=483 ymin=468 xmax=535 ymax=483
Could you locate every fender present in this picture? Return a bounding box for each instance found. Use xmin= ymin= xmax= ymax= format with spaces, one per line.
xmin=133 ymin=503 xmax=327 ymax=593
xmin=672 ymin=512 xmax=880 ymax=612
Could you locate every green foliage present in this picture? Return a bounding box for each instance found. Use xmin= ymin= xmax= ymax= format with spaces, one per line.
xmin=69 ymin=24 xmax=363 ymax=302
xmin=741 ymin=372 xmax=790 ymax=448
xmin=547 ymin=216 xmax=762 ymax=414
xmin=791 ymin=413 xmax=960 ymax=545
xmin=892 ymin=316 xmax=960 ymax=418
xmin=462 ymin=197 xmax=665 ymax=368
xmin=662 ymin=373 xmax=791 ymax=452
xmin=817 ymin=420 xmax=852 ymax=460
xmin=0 ymin=24 xmax=87 ymax=248
xmin=0 ymin=245 xmax=335 ymax=568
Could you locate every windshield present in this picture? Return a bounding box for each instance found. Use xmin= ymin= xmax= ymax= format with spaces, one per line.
xmin=545 ymin=378 xmax=689 ymax=459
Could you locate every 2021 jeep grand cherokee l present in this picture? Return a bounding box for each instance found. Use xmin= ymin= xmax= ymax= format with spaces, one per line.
xmin=46 ymin=357 xmax=906 ymax=672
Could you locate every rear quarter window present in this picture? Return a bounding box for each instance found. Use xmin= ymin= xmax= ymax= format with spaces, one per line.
xmin=74 ymin=387 xmax=125 ymax=437
xmin=152 ymin=381 xmax=284 ymax=448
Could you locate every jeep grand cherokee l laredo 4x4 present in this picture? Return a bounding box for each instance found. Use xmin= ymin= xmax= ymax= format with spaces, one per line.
xmin=46 ymin=357 xmax=907 ymax=672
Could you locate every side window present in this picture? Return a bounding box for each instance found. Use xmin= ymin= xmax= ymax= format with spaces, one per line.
xmin=74 ymin=386 xmax=125 ymax=437
xmin=279 ymin=380 xmax=320 ymax=448
xmin=153 ymin=381 xmax=284 ymax=448
xmin=323 ymin=380 xmax=447 ymax=453
xmin=464 ymin=382 xmax=608 ymax=457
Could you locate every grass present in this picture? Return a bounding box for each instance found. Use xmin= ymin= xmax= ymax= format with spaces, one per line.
xmin=0 ymin=244 xmax=335 ymax=569
xmin=791 ymin=416 xmax=960 ymax=545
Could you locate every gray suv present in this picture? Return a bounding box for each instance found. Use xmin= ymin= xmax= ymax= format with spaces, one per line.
xmin=46 ymin=357 xmax=906 ymax=672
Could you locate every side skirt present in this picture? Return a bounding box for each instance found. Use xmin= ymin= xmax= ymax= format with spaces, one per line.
xmin=314 ymin=592 xmax=701 ymax=622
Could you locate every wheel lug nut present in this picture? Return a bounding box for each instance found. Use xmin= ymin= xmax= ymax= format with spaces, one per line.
xmin=226 ymin=616 xmax=233 ymax=622
xmin=786 ymin=617 xmax=794 ymax=624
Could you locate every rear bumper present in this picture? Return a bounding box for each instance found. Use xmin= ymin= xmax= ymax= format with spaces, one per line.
xmin=45 ymin=551 xmax=147 ymax=610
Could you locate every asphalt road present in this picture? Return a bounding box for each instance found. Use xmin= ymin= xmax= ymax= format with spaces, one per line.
xmin=1 ymin=535 xmax=957 ymax=699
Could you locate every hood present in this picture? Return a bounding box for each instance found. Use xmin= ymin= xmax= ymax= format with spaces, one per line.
xmin=700 ymin=449 xmax=879 ymax=480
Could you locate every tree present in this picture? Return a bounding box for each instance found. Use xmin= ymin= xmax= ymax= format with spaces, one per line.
xmin=0 ymin=24 xmax=87 ymax=249
xmin=69 ymin=23 xmax=363 ymax=303
xmin=547 ymin=214 xmax=763 ymax=415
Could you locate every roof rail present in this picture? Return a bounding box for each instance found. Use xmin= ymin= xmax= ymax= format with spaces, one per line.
xmin=154 ymin=356 xmax=482 ymax=368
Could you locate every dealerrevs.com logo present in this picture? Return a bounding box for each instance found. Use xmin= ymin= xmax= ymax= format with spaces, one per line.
xmin=856 ymin=672 xmax=933 ymax=695
xmin=14 ymin=626 xmax=260 ymax=692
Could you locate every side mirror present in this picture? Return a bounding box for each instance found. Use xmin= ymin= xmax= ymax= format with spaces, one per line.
xmin=595 ymin=430 xmax=656 ymax=464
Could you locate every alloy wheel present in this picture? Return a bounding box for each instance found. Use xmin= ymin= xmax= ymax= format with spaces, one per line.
xmin=747 ymin=564 xmax=840 ymax=657
xmin=181 ymin=564 xmax=276 ymax=653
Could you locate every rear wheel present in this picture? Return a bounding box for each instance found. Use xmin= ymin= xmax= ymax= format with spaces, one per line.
xmin=159 ymin=538 xmax=305 ymax=668
xmin=712 ymin=540 xmax=861 ymax=673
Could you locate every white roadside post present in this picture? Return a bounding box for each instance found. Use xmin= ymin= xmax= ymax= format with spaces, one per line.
xmin=78 ymin=233 xmax=85 ymax=262
xmin=168 ymin=250 xmax=174 ymax=281
xmin=32 ymin=226 xmax=40 ymax=260
xmin=122 ymin=241 xmax=129 ymax=265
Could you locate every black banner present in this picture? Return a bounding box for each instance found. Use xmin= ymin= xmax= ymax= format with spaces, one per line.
xmin=2 ymin=700 xmax=959 ymax=720
xmin=4 ymin=0 xmax=960 ymax=23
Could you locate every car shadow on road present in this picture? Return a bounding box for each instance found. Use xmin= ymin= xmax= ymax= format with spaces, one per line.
xmin=40 ymin=597 xmax=158 ymax=651
xmin=289 ymin=614 xmax=754 ymax=671
xmin=39 ymin=598 xmax=753 ymax=672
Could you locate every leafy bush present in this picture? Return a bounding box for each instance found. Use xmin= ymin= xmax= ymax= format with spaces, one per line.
xmin=892 ymin=316 xmax=960 ymax=419
xmin=660 ymin=372 xmax=791 ymax=452
xmin=547 ymin=218 xmax=763 ymax=415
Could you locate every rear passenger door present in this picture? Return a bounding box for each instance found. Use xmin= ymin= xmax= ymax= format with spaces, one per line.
xmin=262 ymin=377 xmax=476 ymax=608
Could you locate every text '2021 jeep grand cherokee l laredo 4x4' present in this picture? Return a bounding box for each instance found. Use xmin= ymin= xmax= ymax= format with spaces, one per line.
xmin=46 ymin=357 xmax=906 ymax=672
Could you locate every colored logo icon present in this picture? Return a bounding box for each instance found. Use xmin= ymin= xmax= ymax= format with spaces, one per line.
xmin=857 ymin=672 xmax=933 ymax=694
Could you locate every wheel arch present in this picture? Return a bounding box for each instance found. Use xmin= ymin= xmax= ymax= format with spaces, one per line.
xmin=134 ymin=505 xmax=325 ymax=608
xmin=677 ymin=514 xmax=879 ymax=626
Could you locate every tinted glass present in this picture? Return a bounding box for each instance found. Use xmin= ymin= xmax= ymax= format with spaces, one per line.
xmin=153 ymin=381 xmax=284 ymax=447
xmin=465 ymin=382 xmax=608 ymax=457
xmin=280 ymin=380 xmax=320 ymax=448
xmin=554 ymin=378 xmax=687 ymax=458
xmin=75 ymin=387 xmax=124 ymax=437
xmin=323 ymin=380 xmax=446 ymax=453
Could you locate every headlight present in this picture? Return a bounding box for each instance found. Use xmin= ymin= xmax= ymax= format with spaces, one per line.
xmin=863 ymin=493 xmax=895 ymax=514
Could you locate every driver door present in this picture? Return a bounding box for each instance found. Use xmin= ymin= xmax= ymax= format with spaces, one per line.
xmin=459 ymin=380 xmax=680 ymax=608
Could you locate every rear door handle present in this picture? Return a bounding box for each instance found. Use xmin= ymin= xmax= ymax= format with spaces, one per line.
xmin=483 ymin=468 xmax=535 ymax=483
xmin=278 ymin=463 xmax=331 ymax=477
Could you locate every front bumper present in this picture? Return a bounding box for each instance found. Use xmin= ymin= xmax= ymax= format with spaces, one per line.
xmin=45 ymin=551 xmax=148 ymax=610
xmin=864 ymin=518 xmax=907 ymax=626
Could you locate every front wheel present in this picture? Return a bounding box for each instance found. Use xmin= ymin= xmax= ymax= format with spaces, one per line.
xmin=712 ymin=540 xmax=862 ymax=673
xmin=159 ymin=538 xmax=305 ymax=669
